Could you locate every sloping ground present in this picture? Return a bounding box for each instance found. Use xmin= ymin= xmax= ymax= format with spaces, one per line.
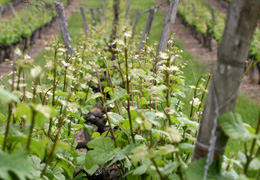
xmin=0 ymin=0 xmax=80 ymax=77
xmin=1 ymin=1 xmax=26 ymax=19
xmin=155 ymin=0 xmax=260 ymax=105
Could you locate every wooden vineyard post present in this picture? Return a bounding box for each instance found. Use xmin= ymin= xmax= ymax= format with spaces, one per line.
xmin=103 ymin=0 xmax=108 ymax=10
xmin=100 ymin=4 xmax=106 ymax=21
xmin=191 ymin=3 xmax=197 ymax=16
xmin=97 ymin=7 xmax=102 ymax=24
xmin=154 ymin=0 xmax=180 ymax=72
xmin=8 ymin=2 xmax=16 ymax=16
xmin=54 ymin=1 xmax=74 ymax=56
xmin=23 ymin=6 xmax=30 ymax=23
xmin=130 ymin=10 xmax=136 ymax=26
xmin=219 ymin=0 xmax=223 ymax=10
xmin=193 ymin=0 xmax=260 ymax=177
xmin=109 ymin=0 xmax=120 ymax=61
xmin=191 ymin=3 xmax=200 ymax=42
xmin=80 ymin=6 xmax=89 ymax=37
xmin=125 ymin=5 xmax=130 ymax=20
xmin=112 ymin=0 xmax=120 ymax=38
xmin=138 ymin=6 xmax=156 ymax=51
xmin=131 ymin=11 xmax=141 ymax=38
xmin=210 ymin=7 xmax=216 ymax=25
xmin=0 ymin=6 xmax=5 ymax=18
xmin=182 ymin=0 xmax=186 ymax=11
xmin=90 ymin=8 xmax=97 ymax=26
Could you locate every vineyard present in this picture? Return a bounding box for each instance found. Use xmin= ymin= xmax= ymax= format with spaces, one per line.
xmin=0 ymin=0 xmax=260 ymax=180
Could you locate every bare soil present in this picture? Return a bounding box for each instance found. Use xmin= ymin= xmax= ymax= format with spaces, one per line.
xmin=155 ymin=0 xmax=260 ymax=105
xmin=0 ymin=0 xmax=81 ymax=77
xmin=1 ymin=1 xmax=26 ymax=19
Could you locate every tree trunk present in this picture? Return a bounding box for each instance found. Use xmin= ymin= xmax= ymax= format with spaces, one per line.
xmin=193 ymin=0 xmax=260 ymax=162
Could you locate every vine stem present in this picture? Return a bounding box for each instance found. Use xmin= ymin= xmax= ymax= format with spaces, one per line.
xmin=41 ymin=112 xmax=66 ymax=177
xmin=41 ymin=91 xmax=73 ymax=177
xmin=26 ymin=109 xmax=35 ymax=151
xmin=125 ymin=36 xmax=135 ymax=144
xmin=117 ymin=56 xmax=126 ymax=88
xmin=22 ymin=68 xmax=26 ymax=133
xmin=48 ymin=46 xmax=58 ymax=137
xmin=189 ymin=76 xmax=202 ymax=119
xmin=151 ymin=158 xmax=164 ymax=180
xmin=196 ymin=74 xmax=211 ymax=123
xmin=2 ymin=103 xmax=12 ymax=151
xmin=244 ymin=113 xmax=260 ymax=174
xmin=0 ymin=78 xmax=7 ymax=89
xmin=94 ymin=64 xmax=118 ymax=147
xmin=166 ymin=55 xmax=171 ymax=126
xmin=2 ymin=56 xmax=17 ymax=150
xmin=16 ymin=67 xmax=22 ymax=91
xmin=102 ymin=56 xmax=121 ymax=115
xmin=83 ymin=81 xmax=90 ymax=106
xmin=184 ymin=74 xmax=212 ymax=163
xmin=136 ymin=85 xmax=140 ymax=109
xmin=26 ymin=77 xmax=38 ymax=151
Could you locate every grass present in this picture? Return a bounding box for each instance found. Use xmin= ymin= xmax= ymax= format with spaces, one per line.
xmin=0 ymin=0 xmax=259 ymax=156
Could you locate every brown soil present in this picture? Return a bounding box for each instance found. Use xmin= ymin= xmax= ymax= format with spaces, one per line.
xmin=1 ymin=1 xmax=26 ymax=19
xmin=155 ymin=0 xmax=260 ymax=105
xmin=0 ymin=0 xmax=80 ymax=77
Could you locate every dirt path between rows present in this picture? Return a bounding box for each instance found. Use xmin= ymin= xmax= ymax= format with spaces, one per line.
xmin=1 ymin=1 xmax=26 ymax=19
xmin=0 ymin=0 xmax=80 ymax=77
xmin=155 ymin=0 xmax=260 ymax=105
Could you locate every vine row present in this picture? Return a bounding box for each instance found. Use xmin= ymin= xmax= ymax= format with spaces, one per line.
xmin=0 ymin=0 xmax=69 ymax=63
xmin=178 ymin=0 xmax=260 ymax=60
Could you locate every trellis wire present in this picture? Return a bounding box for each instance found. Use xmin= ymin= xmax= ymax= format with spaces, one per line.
xmin=202 ymin=75 xmax=239 ymax=180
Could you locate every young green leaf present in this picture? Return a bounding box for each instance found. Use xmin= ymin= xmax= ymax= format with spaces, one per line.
xmin=84 ymin=137 xmax=117 ymax=174
xmin=132 ymin=159 xmax=151 ymax=175
xmin=108 ymin=112 xmax=125 ymax=125
xmin=131 ymin=146 xmax=149 ymax=163
xmin=179 ymin=143 xmax=194 ymax=153
xmin=176 ymin=117 xmax=199 ymax=130
xmin=158 ymin=144 xmax=179 ymax=155
xmin=166 ymin=127 xmax=182 ymax=143
xmin=148 ymin=85 xmax=167 ymax=96
xmin=218 ymin=112 xmax=254 ymax=141
xmin=30 ymin=66 xmax=43 ymax=80
xmin=14 ymin=103 xmax=32 ymax=121
xmin=0 ymin=88 xmax=19 ymax=104
xmin=0 ymin=150 xmax=34 ymax=180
